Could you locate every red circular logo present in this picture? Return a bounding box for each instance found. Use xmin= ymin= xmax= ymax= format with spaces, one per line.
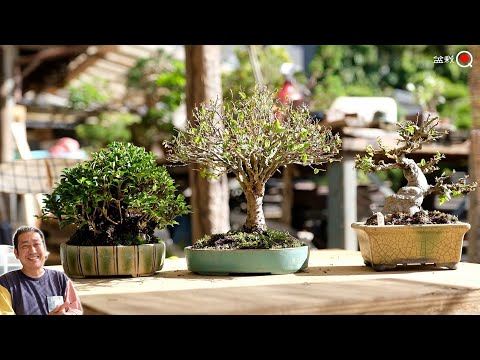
xmin=459 ymin=53 xmax=470 ymax=63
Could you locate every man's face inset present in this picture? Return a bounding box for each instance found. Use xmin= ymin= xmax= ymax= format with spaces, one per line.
xmin=14 ymin=232 xmax=48 ymax=272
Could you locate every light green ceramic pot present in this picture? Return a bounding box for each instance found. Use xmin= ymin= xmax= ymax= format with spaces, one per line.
xmin=60 ymin=242 xmax=165 ymax=278
xmin=185 ymin=245 xmax=309 ymax=275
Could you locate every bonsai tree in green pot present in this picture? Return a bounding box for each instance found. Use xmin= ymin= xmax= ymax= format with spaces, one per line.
xmin=352 ymin=115 xmax=477 ymax=271
xmin=164 ymin=85 xmax=341 ymax=275
xmin=39 ymin=142 xmax=190 ymax=278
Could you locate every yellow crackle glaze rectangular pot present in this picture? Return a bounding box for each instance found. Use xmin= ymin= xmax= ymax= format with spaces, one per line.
xmin=351 ymin=222 xmax=470 ymax=271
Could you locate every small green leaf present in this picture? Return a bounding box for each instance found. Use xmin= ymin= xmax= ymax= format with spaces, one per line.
xmin=273 ymin=119 xmax=284 ymax=133
xmin=314 ymin=168 xmax=319 ymax=174
xmin=366 ymin=145 xmax=374 ymax=156
xmin=438 ymin=195 xmax=447 ymax=205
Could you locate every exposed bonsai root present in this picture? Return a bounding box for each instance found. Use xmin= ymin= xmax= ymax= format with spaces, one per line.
xmin=67 ymin=215 xmax=160 ymax=246
xmin=365 ymin=209 xmax=459 ymax=225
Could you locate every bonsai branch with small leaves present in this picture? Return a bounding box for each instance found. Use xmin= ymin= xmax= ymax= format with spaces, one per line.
xmin=355 ymin=115 xmax=477 ymax=224
xmin=165 ymin=85 xmax=341 ymax=235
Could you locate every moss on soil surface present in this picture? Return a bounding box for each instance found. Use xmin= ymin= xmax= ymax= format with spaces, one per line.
xmin=191 ymin=228 xmax=305 ymax=250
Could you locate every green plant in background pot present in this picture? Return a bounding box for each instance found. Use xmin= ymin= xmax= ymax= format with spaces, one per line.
xmin=164 ymin=85 xmax=342 ymax=275
xmin=352 ymin=115 xmax=477 ymax=271
xmin=126 ymin=49 xmax=185 ymax=159
xmin=39 ymin=142 xmax=190 ymax=278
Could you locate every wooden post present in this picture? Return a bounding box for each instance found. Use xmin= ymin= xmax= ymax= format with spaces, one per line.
xmin=1 ymin=45 xmax=16 ymax=163
xmin=1 ymin=46 xmax=17 ymax=229
xmin=468 ymin=130 xmax=480 ymax=262
xmin=247 ymin=45 xmax=264 ymax=85
xmin=468 ymin=45 xmax=480 ymax=262
xmin=185 ymin=45 xmax=230 ymax=242
xmin=281 ymin=165 xmax=294 ymax=226
xmin=327 ymin=154 xmax=358 ymax=250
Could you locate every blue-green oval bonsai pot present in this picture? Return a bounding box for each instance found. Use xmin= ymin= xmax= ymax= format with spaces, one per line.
xmin=184 ymin=245 xmax=309 ymax=275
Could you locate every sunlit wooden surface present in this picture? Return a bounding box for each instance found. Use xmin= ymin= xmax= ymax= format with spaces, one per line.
xmin=49 ymin=249 xmax=480 ymax=315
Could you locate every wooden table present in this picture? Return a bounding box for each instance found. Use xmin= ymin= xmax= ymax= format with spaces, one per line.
xmin=53 ymin=249 xmax=480 ymax=315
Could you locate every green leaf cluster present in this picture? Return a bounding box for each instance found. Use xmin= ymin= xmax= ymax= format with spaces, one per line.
xmin=165 ymin=85 xmax=342 ymax=182
xmin=68 ymin=79 xmax=110 ymax=111
xmin=39 ymin=142 xmax=190 ymax=246
xmin=127 ymin=49 xmax=185 ymax=150
xmin=76 ymin=112 xmax=141 ymax=152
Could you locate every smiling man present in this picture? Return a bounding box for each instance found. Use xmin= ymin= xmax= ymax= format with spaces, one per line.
xmin=0 ymin=226 xmax=83 ymax=315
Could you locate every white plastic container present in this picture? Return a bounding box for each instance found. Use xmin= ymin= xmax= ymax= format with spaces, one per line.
xmin=0 ymin=245 xmax=22 ymax=275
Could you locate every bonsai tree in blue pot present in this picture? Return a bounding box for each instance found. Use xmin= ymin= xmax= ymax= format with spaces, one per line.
xmin=164 ymin=85 xmax=341 ymax=275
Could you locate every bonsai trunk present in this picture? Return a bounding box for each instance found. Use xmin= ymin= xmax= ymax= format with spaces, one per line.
xmin=382 ymin=158 xmax=430 ymax=216
xmin=243 ymin=182 xmax=266 ymax=233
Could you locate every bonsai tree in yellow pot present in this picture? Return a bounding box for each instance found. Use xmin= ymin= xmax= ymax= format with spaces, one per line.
xmin=39 ymin=142 xmax=190 ymax=277
xmin=164 ymin=85 xmax=341 ymax=275
xmin=352 ymin=115 xmax=477 ymax=271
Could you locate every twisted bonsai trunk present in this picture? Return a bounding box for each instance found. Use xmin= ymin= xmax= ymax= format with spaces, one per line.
xmin=382 ymin=157 xmax=430 ymax=216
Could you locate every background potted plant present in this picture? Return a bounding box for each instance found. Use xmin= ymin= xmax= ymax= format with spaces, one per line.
xmin=164 ymin=85 xmax=341 ymax=275
xmin=39 ymin=142 xmax=190 ymax=277
xmin=352 ymin=115 xmax=477 ymax=271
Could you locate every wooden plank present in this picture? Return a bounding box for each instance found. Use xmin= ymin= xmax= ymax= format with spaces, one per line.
xmin=65 ymin=46 xmax=119 ymax=83
xmin=79 ymin=280 xmax=480 ymax=315
xmin=16 ymin=45 xmax=89 ymax=65
xmin=65 ymin=54 xmax=103 ymax=83
xmin=84 ymin=66 xmax=124 ymax=82
xmin=117 ymin=45 xmax=154 ymax=59
xmin=93 ymin=58 xmax=129 ymax=74
xmin=103 ymin=52 xmax=137 ymax=68
xmin=65 ymin=46 xmax=120 ymax=83
xmin=59 ymin=250 xmax=480 ymax=315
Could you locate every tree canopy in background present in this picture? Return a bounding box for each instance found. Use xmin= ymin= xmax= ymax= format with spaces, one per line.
xmin=126 ymin=49 xmax=185 ymax=155
xmin=307 ymin=45 xmax=471 ymax=129
xmin=69 ymin=49 xmax=185 ymax=153
xmin=69 ymin=45 xmax=474 ymax=152
xmin=221 ymin=45 xmax=302 ymax=101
